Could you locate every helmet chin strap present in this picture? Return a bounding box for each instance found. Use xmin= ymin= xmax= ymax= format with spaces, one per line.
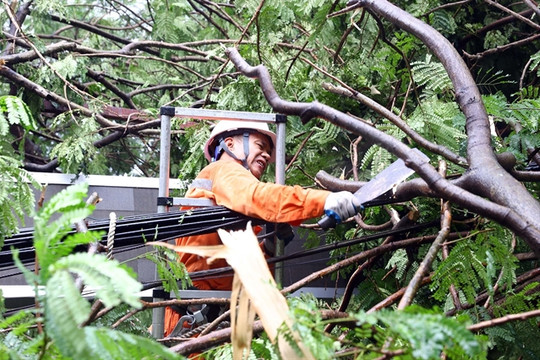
xmin=216 ymin=132 xmax=250 ymax=169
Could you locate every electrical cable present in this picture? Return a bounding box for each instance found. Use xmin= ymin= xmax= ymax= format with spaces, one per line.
xmin=0 ymin=206 xmax=266 ymax=266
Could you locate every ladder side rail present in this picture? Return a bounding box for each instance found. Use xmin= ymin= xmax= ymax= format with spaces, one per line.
xmin=151 ymin=108 xmax=172 ymax=338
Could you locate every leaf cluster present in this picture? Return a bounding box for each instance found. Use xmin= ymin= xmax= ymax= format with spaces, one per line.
xmin=349 ymin=306 xmax=487 ymax=359
xmin=1 ymin=183 xmax=181 ymax=359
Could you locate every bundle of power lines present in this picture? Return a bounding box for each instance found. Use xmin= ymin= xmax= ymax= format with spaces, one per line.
xmin=1 ymin=206 xmax=264 ymax=267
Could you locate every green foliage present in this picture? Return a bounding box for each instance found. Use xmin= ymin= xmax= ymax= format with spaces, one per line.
xmin=483 ymin=283 xmax=540 ymax=359
xmin=282 ymin=117 xmax=352 ymax=187
xmin=2 ymin=0 xmax=540 ymax=357
xmin=94 ymin=303 xmax=153 ymax=337
xmin=430 ymin=10 xmax=458 ymax=37
xmin=0 ymin=155 xmax=38 ymax=245
xmin=45 ymin=270 xmax=179 ymax=359
xmin=530 ymin=51 xmax=540 ymax=76
xmin=408 ymin=97 xmax=467 ymax=152
xmin=50 ymin=54 xmax=82 ymax=80
xmin=212 ymin=76 xmax=272 ymax=113
xmin=153 ymin=1 xmax=197 ymax=44
xmin=494 ymin=282 xmax=540 ymax=317
xmin=173 ymin=121 xmax=210 ymax=181
xmin=411 ymin=54 xmax=453 ymax=97
xmin=386 ymin=248 xmax=409 ymax=281
xmin=351 ymin=307 xmax=486 ymax=359
xmin=287 ymin=295 xmax=341 ymax=358
xmin=361 ymin=120 xmax=408 ymax=178
xmin=0 ymin=96 xmax=39 ymax=237
xmin=51 ymin=253 xmax=142 ymax=308
xmin=0 ymin=95 xmax=37 ymax=135
xmin=50 ymin=115 xmax=100 ymax=174
xmin=483 ymin=30 xmax=508 ymax=50
xmin=32 ymin=0 xmax=69 ymax=17
xmin=2 ymin=182 xmax=181 ymax=359
xmin=475 ymin=68 xmax=513 ymax=94
xmin=352 ymin=267 xmax=397 ymax=310
xmin=146 ymin=246 xmax=192 ymax=297
xmin=361 ymin=144 xmax=394 ymax=179
xmin=431 ymin=224 xmax=517 ymax=306
xmin=311 ymin=121 xmax=343 ymax=146
xmin=31 ymin=182 xmax=100 ymax=282
xmin=483 ymin=92 xmax=540 ymax=164
xmin=204 ymin=337 xmax=279 ymax=360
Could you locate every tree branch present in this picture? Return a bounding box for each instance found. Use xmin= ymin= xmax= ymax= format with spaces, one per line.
xmin=398 ymin=175 xmax=451 ymax=308
xmin=483 ymin=0 xmax=540 ymax=31
xmin=468 ymin=309 xmax=540 ymax=332
xmin=224 ymin=1 xmax=540 ymax=256
xmin=523 ymin=0 xmax=540 ymax=18
xmin=463 ymin=33 xmax=540 ymax=61
xmin=321 ymin=82 xmax=467 ymax=166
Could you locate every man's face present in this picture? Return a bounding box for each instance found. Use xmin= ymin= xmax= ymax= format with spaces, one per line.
xmin=228 ymin=132 xmax=273 ymax=179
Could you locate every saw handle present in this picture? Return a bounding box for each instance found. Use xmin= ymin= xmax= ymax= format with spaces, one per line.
xmin=318 ymin=205 xmax=364 ymax=229
xmin=317 ymin=209 xmax=344 ymax=229
xmin=317 ymin=213 xmax=338 ymax=229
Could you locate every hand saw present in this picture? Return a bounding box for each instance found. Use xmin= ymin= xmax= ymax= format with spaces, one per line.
xmin=318 ymin=148 xmax=429 ymax=229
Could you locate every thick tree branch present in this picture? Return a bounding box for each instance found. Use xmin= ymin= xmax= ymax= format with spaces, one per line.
xmin=242 ymin=0 xmax=540 ymax=255
xmin=87 ymin=68 xmax=136 ymax=109
xmin=321 ymin=82 xmax=467 ymax=166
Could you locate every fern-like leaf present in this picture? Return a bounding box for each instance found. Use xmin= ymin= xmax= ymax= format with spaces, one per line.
xmin=0 ymin=95 xmax=36 ymax=135
xmin=430 ymin=239 xmax=484 ymax=304
xmin=407 ymin=97 xmax=466 ymax=152
xmin=46 ymin=269 xmax=178 ymax=359
xmin=361 ymin=145 xmax=393 ymax=178
xmin=51 ymin=252 xmax=142 ymax=309
xmin=311 ymin=121 xmax=342 ymax=146
xmin=45 ymin=270 xmax=91 ymax=357
xmin=430 ymin=10 xmax=457 ymax=36
xmin=175 ymin=122 xmax=209 ymax=181
xmin=411 ymin=54 xmax=453 ymax=96
xmin=32 ymin=182 xmax=98 ymax=282
xmin=354 ymin=307 xmax=486 ymax=359
xmin=386 ymin=249 xmax=409 ymax=281
xmin=529 ymin=51 xmax=540 ymax=76
xmin=49 ymin=116 xmax=99 ymax=174
xmin=82 ymin=327 xmax=180 ymax=360
xmin=146 ymin=247 xmax=191 ymax=298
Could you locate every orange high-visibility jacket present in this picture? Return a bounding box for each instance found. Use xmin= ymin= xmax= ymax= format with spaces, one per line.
xmin=163 ymin=159 xmax=329 ymax=336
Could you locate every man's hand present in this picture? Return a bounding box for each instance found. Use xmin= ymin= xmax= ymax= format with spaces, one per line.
xmin=324 ymin=191 xmax=362 ymax=224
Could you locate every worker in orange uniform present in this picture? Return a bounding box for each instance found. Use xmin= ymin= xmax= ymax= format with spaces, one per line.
xmin=163 ymin=120 xmax=361 ymax=337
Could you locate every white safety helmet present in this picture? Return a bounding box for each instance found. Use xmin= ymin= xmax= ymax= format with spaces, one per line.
xmin=203 ymin=120 xmax=277 ymax=163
